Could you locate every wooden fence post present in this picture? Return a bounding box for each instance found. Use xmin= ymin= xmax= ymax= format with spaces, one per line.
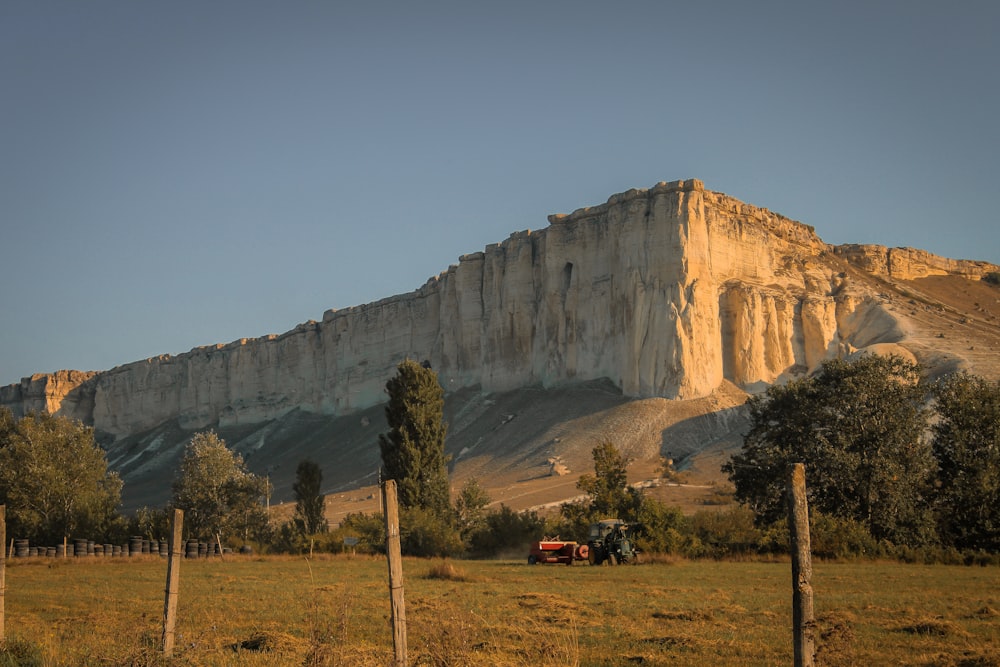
xmin=162 ymin=509 xmax=184 ymax=657
xmin=788 ymin=463 xmax=815 ymax=667
xmin=382 ymin=480 xmax=407 ymax=666
xmin=1 ymin=505 xmax=6 ymax=644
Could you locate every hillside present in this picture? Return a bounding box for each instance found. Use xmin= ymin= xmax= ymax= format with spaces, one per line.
xmin=2 ymin=179 xmax=998 ymax=518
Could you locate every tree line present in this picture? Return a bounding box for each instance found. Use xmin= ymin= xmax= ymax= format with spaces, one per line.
xmin=2 ymin=354 xmax=998 ymax=562
xmin=724 ymin=354 xmax=1000 ymax=556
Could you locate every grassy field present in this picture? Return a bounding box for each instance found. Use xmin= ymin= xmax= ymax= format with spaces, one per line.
xmin=2 ymin=554 xmax=997 ymax=666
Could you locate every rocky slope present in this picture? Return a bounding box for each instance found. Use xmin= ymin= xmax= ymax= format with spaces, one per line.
xmin=2 ymin=179 xmax=998 ymax=513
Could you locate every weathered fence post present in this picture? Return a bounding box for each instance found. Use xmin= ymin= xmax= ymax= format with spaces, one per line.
xmin=382 ymin=480 xmax=407 ymax=667
xmin=162 ymin=509 xmax=184 ymax=657
xmin=788 ymin=463 xmax=815 ymax=667
xmin=1 ymin=505 xmax=6 ymax=643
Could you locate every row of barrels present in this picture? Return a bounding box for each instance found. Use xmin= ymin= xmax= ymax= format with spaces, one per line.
xmin=10 ymin=537 xmax=253 ymax=558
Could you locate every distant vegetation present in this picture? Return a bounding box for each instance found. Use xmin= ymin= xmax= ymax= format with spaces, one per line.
xmin=2 ymin=355 xmax=998 ymax=563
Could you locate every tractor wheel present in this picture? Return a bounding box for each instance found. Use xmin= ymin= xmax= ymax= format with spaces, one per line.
xmin=528 ymin=555 xmax=537 ymax=565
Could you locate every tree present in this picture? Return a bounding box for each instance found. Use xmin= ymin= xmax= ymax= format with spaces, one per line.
xmin=723 ymin=355 xmax=937 ymax=546
xmin=378 ymin=359 xmax=450 ymax=516
xmin=575 ymin=440 xmax=642 ymax=520
xmin=931 ymin=372 xmax=1000 ymax=551
xmin=293 ymin=459 xmax=328 ymax=535
xmin=454 ymin=478 xmax=491 ymax=541
xmin=0 ymin=408 xmax=122 ymax=544
xmin=171 ymin=431 xmax=268 ymax=544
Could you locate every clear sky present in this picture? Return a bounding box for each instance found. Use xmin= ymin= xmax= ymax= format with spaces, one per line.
xmin=2 ymin=1 xmax=998 ymax=386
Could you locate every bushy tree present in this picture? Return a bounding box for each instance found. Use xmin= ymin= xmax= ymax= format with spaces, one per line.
xmin=378 ymin=359 xmax=450 ymax=516
xmin=723 ymin=355 xmax=937 ymax=547
xmin=0 ymin=409 xmax=122 ymax=544
xmin=171 ymin=431 xmax=268 ymax=544
xmin=931 ymin=372 xmax=1000 ymax=551
xmin=293 ymin=459 xmax=328 ymax=535
xmin=339 ymin=511 xmax=387 ymax=554
xmin=575 ymin=440 xmax=642 ymax=520
xmin=454 ymin=478 xmax=491 ymax=542
xmin=632 ymin=497 xmax=688 ymax=554
xmin=400 ymin=506 xmax=464 ymax=557
xmin=469 ymin=505 xmax=545 ymax=558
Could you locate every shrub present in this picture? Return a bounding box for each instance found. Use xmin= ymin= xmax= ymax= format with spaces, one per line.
xmin=339 ymin=512 xmax=386 ymax=554
xmin=688 ymin=506 xmax=762 ymax=558
xmin=469 ymin=505 xmax=545 ymax=558
xmin=809 ymin=512 xmax=880 ymax=559
xmin=270 ymin=521 xmax=310 ymax=554
xmin=983 ymin=271 xmax=1000 ymax=286
xmin=633 ymin=497 xmax=688 ymax=554
xmin=400 ymin=506 xmax=463 ymax=557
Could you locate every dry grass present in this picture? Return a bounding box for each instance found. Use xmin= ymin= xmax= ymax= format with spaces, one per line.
xmin=1 ymin=555 xmax=997 ymax=666
xmin=423 ymin=559 xmax=468 ymax=582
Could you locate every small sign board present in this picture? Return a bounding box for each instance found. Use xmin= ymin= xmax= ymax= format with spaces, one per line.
xmin=343 ymin=536 xmax=359 ymax=546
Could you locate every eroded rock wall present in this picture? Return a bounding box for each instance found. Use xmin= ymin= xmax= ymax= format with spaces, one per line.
xmin=0 ymin=371 xmax=97 ymax=422
xmin=5 ymin=179 xmax=989 ymax=440
xmin=832 ymin=244 xmax=998 ymax=280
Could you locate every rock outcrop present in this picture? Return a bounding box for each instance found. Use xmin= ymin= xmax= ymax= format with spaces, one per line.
xmin=3 ymin=179 xmax=997 ymax=442
xmin=0 ymin=371 xmax=97 ymax=423
xmin=831 ymin=244 xmax=998 ymax=280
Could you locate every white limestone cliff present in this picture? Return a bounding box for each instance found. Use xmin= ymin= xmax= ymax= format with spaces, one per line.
xmin=3 ymin=179 xmax=997 ymax=439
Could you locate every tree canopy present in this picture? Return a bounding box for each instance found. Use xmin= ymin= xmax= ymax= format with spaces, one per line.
xmin=931 ymin=372 xmax=1000 ymax=551
xmin=0 ymin=408 xmax=122 ymax=544
xmin=723 ymin=354 xmax=937 ymax=546
xmin=378 ymin=359 xmax=450 ymax=516
xmin=575 ymin=440 xmax=642 ymax=520
xmin=171 ymin=431 xmax=268 ymax=544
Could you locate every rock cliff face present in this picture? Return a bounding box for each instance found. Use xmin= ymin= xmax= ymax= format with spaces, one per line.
xmin=0 ymin=371 xmax=97 ymax=423
xmin=831 ymin=244 xmax=997 ymax=280
xmin=2 ymin=180 xmax=997 ymax=442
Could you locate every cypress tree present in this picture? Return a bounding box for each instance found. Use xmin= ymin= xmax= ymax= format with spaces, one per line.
xmin=293 ymin=459 xmax=328 ymax=535
xmin=378 ymin=359 xmax=450 ymax=516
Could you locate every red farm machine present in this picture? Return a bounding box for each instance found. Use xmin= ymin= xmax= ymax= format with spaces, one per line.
xmin=527 ymin=538 xmax=589 ymax=565
xmin=527 ymin=519 xmax=640 ymax=566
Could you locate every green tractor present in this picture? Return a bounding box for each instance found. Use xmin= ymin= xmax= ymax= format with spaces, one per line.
xmin=586 ymin=519 xmax=639 ymax=565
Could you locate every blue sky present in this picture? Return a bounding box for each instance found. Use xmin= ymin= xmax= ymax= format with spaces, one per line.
xmin=2 ymin=1 xmax=998 ymax=386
